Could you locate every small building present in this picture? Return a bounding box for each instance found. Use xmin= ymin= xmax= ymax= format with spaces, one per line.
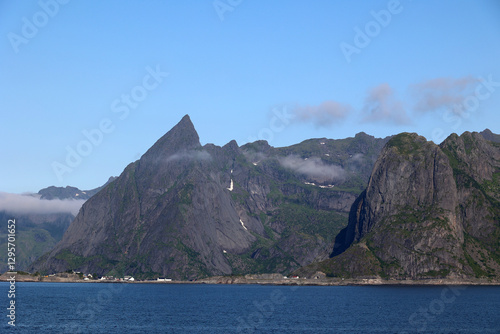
xmin=157 ymin=278 xmax=172 ymax=282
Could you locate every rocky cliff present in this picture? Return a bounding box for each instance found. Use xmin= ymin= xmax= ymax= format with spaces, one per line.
xmin=32 ymin=115 xmax=389 ymax=279
xmin=299 ymin=131 xmax=500 ymax=279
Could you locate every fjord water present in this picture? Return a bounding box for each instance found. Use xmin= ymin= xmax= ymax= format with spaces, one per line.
xmin=1 ymin=283 xmax=499 ymax=333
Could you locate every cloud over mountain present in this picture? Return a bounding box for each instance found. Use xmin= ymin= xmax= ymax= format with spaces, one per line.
xmin=0 ymin=192 xmax=85 ymax=216
xmin=279 ymin=155 xmax=346 ymax=183
xmin=166 ymin=150 xmax=212 ymax=162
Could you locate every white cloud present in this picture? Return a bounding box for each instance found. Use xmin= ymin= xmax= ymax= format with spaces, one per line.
xmin=166 ymin=150 xmax=212 ymax=162
xmin=279 ymin=155 xmax=346 ymax=183
xmin=350 ymin=153 xmax=364 ymax=164
xmin=0 ymin=192 xmax=85 ymax=216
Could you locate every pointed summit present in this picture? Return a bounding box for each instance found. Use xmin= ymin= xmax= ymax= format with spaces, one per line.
xmin=142 ymin=115 xmax=201 ymax=160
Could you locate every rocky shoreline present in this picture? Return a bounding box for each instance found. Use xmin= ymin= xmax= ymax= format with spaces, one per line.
xmin=2 ymin=272 xmax=500 ymax=286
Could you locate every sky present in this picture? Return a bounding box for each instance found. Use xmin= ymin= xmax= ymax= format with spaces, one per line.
xmin=1 ymin=0 xmax=499 ymax=194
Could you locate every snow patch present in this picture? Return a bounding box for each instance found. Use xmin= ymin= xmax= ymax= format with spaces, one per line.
xmin=252 ymin=162 xmax=258 ymax=166
xmin=240 ymin=219 xmax=247 ymax=230
xmin=304 ymin=182 xmax=335 ymax=189
xmin=325 ymin=154 xmax=330 ymax=157
xmin=227 ymin=179 xmax=234 ymax=191
xmin=223 ymin=250 xmax=227 ymax=254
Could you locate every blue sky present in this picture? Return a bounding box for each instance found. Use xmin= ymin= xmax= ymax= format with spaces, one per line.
xmin=1 ymin=0 xmax=499 ymax=193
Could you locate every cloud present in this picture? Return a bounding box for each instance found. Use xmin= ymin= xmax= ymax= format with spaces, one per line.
xmin=350 ymin=153 xmax=364 ymax=164
xmin=292 ymin=100 xmax=352 ymax=127
xmin=242 ymin=150 xmax=267 ymax=164
xmin=362 ymin=83 xmax=411 ymax=125
xmin=0 ymin=192 xmax=85 ymax=216
xmin=166 ymin=150 xmax=212 ymax=162
xmin=411 ymin=76 xmax=478 ymax=114
xmin=279 ymin=155 xmax=346 ymax=183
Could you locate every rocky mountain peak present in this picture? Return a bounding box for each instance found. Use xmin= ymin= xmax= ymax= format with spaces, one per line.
xmin=481 ymin=128 xmax=500 ymax=143
xmin=141 ymin=114 xmax=200 ymax=161
xmin=319 ymin=130 xmax=500 ymax=280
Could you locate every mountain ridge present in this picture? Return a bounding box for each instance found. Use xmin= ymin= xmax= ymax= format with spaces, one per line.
xmin=298 ymin=130 xmax=500 ymax=279
xmin=31 ymin=116 xmax=390 ymax=279
xmin=29 ymin=115 xmax=500 ymax=280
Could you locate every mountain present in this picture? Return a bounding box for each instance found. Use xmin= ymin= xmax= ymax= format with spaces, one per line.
xmin=0 ymin=180 xmax=115 ymax=273
xmin=297 ymin=131 xmax=500 ymax=279
xmin=38 ymin=177 xmax=117 ymax=200
xmin=32 ymin=115 xmax=390 ymax=280
xmin=481 ymin=128 xmax=500 ymax=143
xmin=0 ymin=211 xmax=74 ymax=273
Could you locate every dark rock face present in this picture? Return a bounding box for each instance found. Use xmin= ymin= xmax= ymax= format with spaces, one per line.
xmin=324 ymin=132 xmax=500 ymax=279
xmin=32 ymin=115 xmax=389 ymax=280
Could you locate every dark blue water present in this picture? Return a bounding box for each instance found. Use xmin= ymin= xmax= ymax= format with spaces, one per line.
xmin=1 ymin=282 xmax=499 ymax=333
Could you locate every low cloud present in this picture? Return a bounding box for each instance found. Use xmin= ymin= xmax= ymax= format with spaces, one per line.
xmin=362 ymin=83 xmax=411 ymax=125
xmin=292 ymin=100 xmax=352 ymax=127
xmin=279 ymin=155 xmax=346 ymax=183
xmin=242 ymin=150 xmax=267 ymax=164
xmin=0 ymin=192 xmax=85 ymax=216
xmin=350 ymin=153 xmax=364 ymax=164
xmin=411 ymin=76 xmax=478 ymax=114
xmin=166 ymin=150 xmax=212 ymax=162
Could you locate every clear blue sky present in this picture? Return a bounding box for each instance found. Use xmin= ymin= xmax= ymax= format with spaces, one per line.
xmin=1 ymin=0 xmax=499 ymax=193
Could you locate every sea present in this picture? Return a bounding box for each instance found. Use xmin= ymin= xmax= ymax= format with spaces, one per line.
xmin=1 ymin=282 xmax=499 ymax=333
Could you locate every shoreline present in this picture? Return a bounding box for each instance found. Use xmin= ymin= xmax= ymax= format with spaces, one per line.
xmin=2 ymin=273 xmax=500 ymax=286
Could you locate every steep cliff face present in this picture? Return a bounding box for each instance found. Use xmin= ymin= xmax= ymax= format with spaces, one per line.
xmin=307 ymin=132 xmax=500 ymax=279
xmin=441 ymin=132 xmax=500 ymax=277
xmin=32 ymin=115 xmax=388 ymax=279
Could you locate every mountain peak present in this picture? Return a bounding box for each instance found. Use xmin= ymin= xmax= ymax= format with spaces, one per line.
xmin=480 ymin=128 xmax=500 ymax=143
xmin=142 ymin=115 xmax=201 ymax=160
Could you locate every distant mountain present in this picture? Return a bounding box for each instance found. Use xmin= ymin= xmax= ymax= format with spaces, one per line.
xmin=0 ymin=211 xmax=74 ymax=273
xmin=0 ymin=179 xmax=115 ymax=273
xmin=298 ymin=131 xmax=500 ymax=279
xmin=481 ymin=128 xmax=500 ymax=143
xmin=32 ymin=115 xmax=500 ymax=281
xmin=38 ymin=177 xmax=117 ymax=200
xmin=32 ymin=115 xmax=389 ymax=280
